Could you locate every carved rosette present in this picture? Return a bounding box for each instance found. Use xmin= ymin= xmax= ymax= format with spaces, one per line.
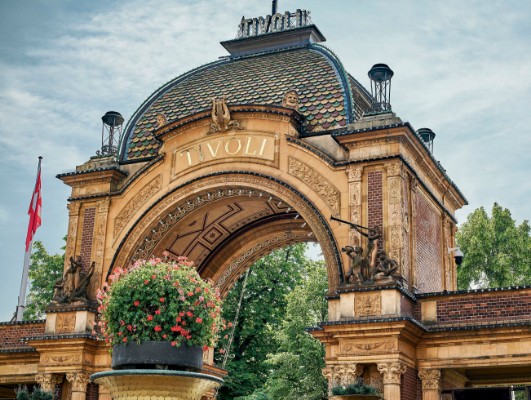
xmin=418 ymin=369 xmax=441 ymax=391
xmin=66 ymin=372 xmax=90 ymax=392
xmin=65 ymin=202 xmax=81 ymax=267
xmin=35 ymin=373 xmax=63 ymax=392
xmin=386 ymin=161 xmax=403 ymax=268
xmin=323 ymin=364 xmax=364 ymax=394
xmin=346 ymin=166 xmax=363 ymax=246
xmin=377 ymin=361 xmax=407 ymax=385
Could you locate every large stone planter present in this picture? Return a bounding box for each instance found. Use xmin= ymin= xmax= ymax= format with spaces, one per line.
xmin=111 ymin=341 xmax=203 ymax=371
xmin=91 ymin=370 xmax=223 ymax=400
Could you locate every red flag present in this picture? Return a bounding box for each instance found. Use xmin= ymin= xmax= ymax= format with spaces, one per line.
xmin=25 ymin=157 xmax=42 ymax=251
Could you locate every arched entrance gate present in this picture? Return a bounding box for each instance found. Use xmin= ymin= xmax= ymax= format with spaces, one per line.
xmin=4 ymin=10 xmax=528 ymax=400
xmin=108 ymin=107 xmax=344 ymax=296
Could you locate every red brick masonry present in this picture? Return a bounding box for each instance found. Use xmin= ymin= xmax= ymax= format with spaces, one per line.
xmin=0 ymin=320 xmax=45 ymax=349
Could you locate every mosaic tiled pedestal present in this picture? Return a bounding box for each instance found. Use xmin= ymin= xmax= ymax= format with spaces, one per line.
xmin=91 ymin=370 xmax=223 ymax=400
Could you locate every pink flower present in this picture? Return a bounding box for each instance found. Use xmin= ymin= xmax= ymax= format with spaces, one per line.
xmin=120 ymin=320 xmax=125 ymax=326
xmin=134 ymin=300 xmax=140 ymax=306
xmin=196 ymin=317 xmax=203 ymax=324
xmin=151 ymin=275 xmax=157 ymax=279
xmin=155 ymin=309 xmax=161 ymax=315
xmin=122 ymin=337 xmax=128 ymax=343
xmin=147 ymin=315 xmax=153 ymax=321
xmin=144 ymin=279 xmax=149 ymax=285
xmin=159 ymin=297 xmax=165 ymax=303
xmin=186 ymin=311 xmax=193 ymax=317
xmin=154 ymin=326 xmax=162 ymax=332
xmin=127 ymin=324 xmax=133 ymax=332
xmin=171 ymin=341 xmax=177 ymax=347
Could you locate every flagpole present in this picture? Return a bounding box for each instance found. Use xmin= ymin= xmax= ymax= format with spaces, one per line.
xmin=15 ymin=156 xmax=42 ymax=322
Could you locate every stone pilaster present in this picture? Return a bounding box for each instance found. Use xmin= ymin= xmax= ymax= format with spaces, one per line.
xmin=35 ymin=373 xmax=63 ymax=393
xmin=385 ymin=161 xmax=403 ymax=267
xmin=377 ymin=361 xmax=407 ymax=400
xmin=346 ymin=165 xmax=363 ymax=247
xmin=409 ymin=177 xmax=418 ymax=290
xmin=65 ymin=202 xmax=81 ymax=268
xmin=66 ymin=372 xmax=90 ymax=400
xmin=418 ymin=369 xmax=441 ymax=400
xmin=90 ymin=198 xmax=110 ymax=297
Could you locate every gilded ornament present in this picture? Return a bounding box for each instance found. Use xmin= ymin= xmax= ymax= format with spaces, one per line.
xmin=209 ymin=97 xmax=243 ymax=133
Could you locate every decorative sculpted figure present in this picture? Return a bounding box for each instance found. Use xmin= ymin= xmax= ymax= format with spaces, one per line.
xmin=51 ymin=257 xmax=96 ymax=305
xmin=331 ymin=216 xmax=400 ymax=286
xmin=282 ymin=90 xmax=299 ymax=111
xmin=209 ymin=97 xmax=243 ymax=134
xmin=156 ymin=113 xmax=168 ymax=128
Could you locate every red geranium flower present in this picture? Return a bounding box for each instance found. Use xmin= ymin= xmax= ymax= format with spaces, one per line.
xmin=134 ymin=300 xmax=140 ymax=306
xmin=154 ymin=326 xmax=162 ymax=332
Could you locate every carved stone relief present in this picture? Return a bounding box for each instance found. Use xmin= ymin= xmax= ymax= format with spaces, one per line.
xmin=340 ymin=340 xmax=394 ymax=354
xmin=114 ymin=175 xmax=162 ymax=239
xmin=55 ymin=313 xmax=76 ymax=333
xmin=355 ymin=293 xmax=381 ymax=316
xmin=288 ymin=157 xmax=340 ymax=216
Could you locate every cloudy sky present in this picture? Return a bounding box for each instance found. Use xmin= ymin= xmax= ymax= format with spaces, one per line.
xmin=1 ymin=0 xmax=530 ymax=321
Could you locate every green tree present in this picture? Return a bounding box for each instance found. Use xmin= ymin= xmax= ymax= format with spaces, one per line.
xmin=215 ymin=244 xmax=309 ymax=400
xmin=256 ymin=260 xmax=328 ymax=400
xmin=456 ymin=203 xmax=531 ymax=289
xmin=23 ymin=239 xmax=65 ymax=320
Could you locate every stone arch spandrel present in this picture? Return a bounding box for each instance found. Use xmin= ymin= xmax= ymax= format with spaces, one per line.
xmin=110 ymin=172 xmax=343 ymax=292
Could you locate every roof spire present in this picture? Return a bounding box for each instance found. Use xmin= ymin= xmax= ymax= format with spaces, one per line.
xmin=272 ymin=0 xmax=278 ymax=15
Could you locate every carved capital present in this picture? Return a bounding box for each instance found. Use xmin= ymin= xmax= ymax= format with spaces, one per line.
xmin=377 ymin=361 xmax=407 ymax=385
xmin=97 ymin=198 xmax=110 ymax=213
xmin=418 ymin=369 xmax=441 ymax=391
xmin=35 ymin=373 xmax=62 ymax=393
xmin=346 ymin=166 xmax=363 ymax=181
xmin=66 ymin=372 xmax=90 ymax=392
xmin=67 ymin=202 xmax=81 ymax=216
xmin=323 ymin=364 xmax=364 ymax=395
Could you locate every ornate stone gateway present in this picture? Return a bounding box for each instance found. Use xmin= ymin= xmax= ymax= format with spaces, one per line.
xmin=1 ymin=6 xmax=531 ymax=400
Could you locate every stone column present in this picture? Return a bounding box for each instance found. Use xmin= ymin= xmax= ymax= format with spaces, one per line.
xmin=35 ymin=373 xmax=63 ymax=393
xmin=377 ymin=361 xmax=407 ymax=400
xmin=66 ymin=372 xmax=90 ymax=400
xmin=418 ymin=369 xmax=441 ymax=400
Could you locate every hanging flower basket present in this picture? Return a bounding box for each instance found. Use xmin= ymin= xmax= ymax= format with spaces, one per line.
xmin=97 ymin=257 xmax=223 ymax=370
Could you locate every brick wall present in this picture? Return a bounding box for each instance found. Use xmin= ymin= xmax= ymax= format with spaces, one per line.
xmin=401 ymin=296 xmax=415 ymax=318
xmin=80 ymin=208 xmax=96 ymax=269
xmin=85 ymin=383 xmax=99 ymax=400
xmin=434 ymin=289 xmax=531 ymax=325
xmin=401 ymin=367 xmax=420 ymax=400
xmin=367 ymin=171 xmax=383 ymax=240
xmin=0 ymin=321 xmax=45 ymax=349
xmin=414 ymin=193 xmax=442 ymax=293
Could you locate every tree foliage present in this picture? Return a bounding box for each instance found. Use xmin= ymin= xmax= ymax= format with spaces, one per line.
xmin=215 ymin=243 xmax=318 ymax=400
xmin=456 ymin=203 xmax=531 ymax=289
xmin=23 ymin=239 xmax=65 ymax=320
xmin=254 ymin=260 xmax=328 ymax=400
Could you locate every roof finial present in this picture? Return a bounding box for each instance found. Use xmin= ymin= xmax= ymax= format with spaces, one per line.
xmin=272 ymin=0 xmax=278 ymax=15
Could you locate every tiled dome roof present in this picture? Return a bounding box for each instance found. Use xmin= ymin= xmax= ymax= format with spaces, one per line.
xmin=120 ymin=44 xmax=371 ymax=162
